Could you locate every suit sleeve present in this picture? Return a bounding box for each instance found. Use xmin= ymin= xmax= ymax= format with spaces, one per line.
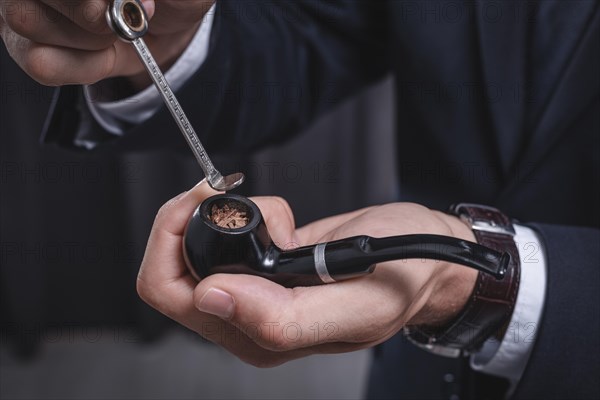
xmin=42 ymin=0 xmax=390 ymax=154
xmin=513 ymin=223 xmax=600 ymax=399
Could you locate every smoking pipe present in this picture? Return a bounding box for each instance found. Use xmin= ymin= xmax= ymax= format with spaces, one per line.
xmin=183 ymin=194 xmax=509 ymax=288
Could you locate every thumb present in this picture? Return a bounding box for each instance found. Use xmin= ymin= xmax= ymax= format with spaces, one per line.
xmin=193 ymin=268 xmax=414 ymax=351
xmin=193 ymin=274 xmax=306 ymax=351
xmin=193 ymin=272 xmax=382 ymax=351
xmin=193 ymin=274 xmax=292 ymax=323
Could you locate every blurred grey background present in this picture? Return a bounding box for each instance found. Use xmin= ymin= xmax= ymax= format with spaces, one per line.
xmin=1 ymin=37 xmax=396 ymax=399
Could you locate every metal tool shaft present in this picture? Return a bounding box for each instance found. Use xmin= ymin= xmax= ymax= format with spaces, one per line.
xmin=131 ymin=38 xmax=218 ymax=181
xmin=106 ymin=0 xmax=244 ymax=191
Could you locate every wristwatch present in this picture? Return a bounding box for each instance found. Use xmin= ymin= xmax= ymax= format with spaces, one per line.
xmin=403 ymin=204 xmax=521 ymax=357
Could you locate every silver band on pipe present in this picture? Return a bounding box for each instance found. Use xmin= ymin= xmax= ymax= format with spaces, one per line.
xmin=314 ymin=243 xmax=336 ymax=284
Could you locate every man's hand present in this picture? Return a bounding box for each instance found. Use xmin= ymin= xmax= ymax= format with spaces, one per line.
xmin=0 ymin=0 xmax=214 ymax=87
xmin=137 ymin=182 xmax=478 ymax=367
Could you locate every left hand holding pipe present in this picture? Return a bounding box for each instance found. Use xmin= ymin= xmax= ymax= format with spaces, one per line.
xmin=137 ymin=181 xmax=477 ymax=367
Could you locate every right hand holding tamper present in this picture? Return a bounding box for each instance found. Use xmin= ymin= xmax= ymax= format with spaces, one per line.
xmin=0 ymin=0 xmax=213 ymax=87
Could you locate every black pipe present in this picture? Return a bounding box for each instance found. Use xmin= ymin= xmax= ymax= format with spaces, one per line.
xmin=183 ymin=194 xmax=509 ymax=288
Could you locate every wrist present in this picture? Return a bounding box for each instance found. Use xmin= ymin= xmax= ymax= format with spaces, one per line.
xmin=408 ymin=213 xmax=478 ymax=327
xmin=404 ymin=204 xmax=521 ymax=357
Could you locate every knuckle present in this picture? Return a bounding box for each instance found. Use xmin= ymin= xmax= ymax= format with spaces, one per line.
xmin=256 ymin=321 xmax=299 ymax=352
xmin=135 ymin=273 xmax=165 ymax=314
xmin=259 ymin=333 xmax=291 ymax=352
xmin=135 ymin=275 xmax=151 ymax=304
xmin=154 ymin=197 xmax=180 ymax=223
xmin=135 ymin=271 xmax=157 ymax=307
xmin=156 ymin=190 xmax=188 ymax=218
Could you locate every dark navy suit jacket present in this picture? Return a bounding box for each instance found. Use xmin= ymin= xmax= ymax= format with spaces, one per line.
xmin=43 ymin=1 xmax=599 ymax=398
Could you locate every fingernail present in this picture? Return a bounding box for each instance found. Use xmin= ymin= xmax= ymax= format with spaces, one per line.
xmin=196 ymin=288 xmax=235 ymax=319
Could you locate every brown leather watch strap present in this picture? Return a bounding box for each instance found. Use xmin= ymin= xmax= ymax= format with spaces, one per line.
xmin=404 ymin=204 xmax=521 ymax=357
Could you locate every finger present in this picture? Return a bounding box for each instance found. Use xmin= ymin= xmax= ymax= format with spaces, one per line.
xmin=192 ymin=270 xmax=412 ymax=352
xmin=1 ymin=30 xmax=116 ymax=85
xmin=38 ymin=0 xmax=155 ymax=35
xmin=37 ymin=0 xmax=111 ymax=34
xmin=137 ymin=180 xmax=221 ymax=319
xmin=250 ymin=196 xmax=300 ymax=248
xmin=153 ymin=179 xmax=221 ymax=237
xmin=1 ymin=0 xmax=115 ymax=50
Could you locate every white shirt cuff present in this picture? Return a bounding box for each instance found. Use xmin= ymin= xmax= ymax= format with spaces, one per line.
xmin=83 ymin=3 xmax=216 ymax=139
xmin=470 ymin=224 xmax=547 ymax=392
